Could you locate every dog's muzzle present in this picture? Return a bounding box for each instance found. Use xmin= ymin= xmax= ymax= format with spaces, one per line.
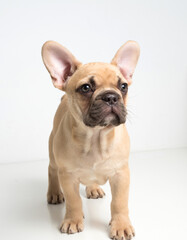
xmin=83 ymin=91 xmax=127 ymax=127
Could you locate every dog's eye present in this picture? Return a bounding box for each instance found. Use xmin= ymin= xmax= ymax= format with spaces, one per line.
xmin=121 ymin=83 xmax=128 ymax=92
xmin=81 ymin=84 xmax=91 ymax=93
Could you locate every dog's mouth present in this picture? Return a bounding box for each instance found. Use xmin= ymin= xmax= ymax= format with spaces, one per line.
xmin=83 ymin=102 xmax=126 ymax=128
xmin=100 ymin=106 xmax=120 ymax=126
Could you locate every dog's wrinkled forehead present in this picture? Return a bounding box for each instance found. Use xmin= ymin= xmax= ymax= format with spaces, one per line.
xmin=67 ymin=62 xmax=125 ymax=91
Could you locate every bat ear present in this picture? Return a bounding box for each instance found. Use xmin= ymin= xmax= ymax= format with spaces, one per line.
xmin=111 ymin=41 xmax=140 ymax=85
xmin=41 ymin=41 xmax=81 ymax=91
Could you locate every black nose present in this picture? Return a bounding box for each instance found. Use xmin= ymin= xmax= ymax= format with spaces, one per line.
xmin=102 ymin=92 xmax=119 ymax=105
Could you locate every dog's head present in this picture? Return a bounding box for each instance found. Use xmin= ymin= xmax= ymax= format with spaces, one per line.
xmin=42 ymin=41 xmax=140 ymax=128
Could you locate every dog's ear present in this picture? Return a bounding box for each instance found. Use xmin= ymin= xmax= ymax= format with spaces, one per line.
xmin=111 ymin=41 xmax=140 ymax=85
xmin=41 ymin=41 xmax=81 ymax=90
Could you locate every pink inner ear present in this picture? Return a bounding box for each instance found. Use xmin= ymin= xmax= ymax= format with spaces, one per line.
xmin=49 ymin=50 xmax=73 ymax=89
xmin=117 ymin=47 xmax=137 ymax=83
xmin=118 ymin=60 xmax=134 ymax=82
xmin=63 ymin=63 xmax=73 ymax=81
xmin=111 ymin=41 xmax=140 ymax=85
xmin=42 ymin=41 xmax=81 ymax=90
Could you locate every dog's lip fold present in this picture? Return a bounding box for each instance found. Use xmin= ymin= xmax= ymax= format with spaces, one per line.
xmin=83 ymin=104 xmax=126 ymax=128
xmin=103 ymin=107 xmax=121 ymax=123
xmin=103 ymin=105 xmax=120 ymax=117
xmin=111 ymin=106 xmax=119 ymax=115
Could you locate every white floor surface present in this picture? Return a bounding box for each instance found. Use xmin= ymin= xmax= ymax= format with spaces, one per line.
xmin=0 ymin=148 xmax=187 ymax=240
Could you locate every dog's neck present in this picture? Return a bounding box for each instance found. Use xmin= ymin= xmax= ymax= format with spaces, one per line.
xmin=67 ymin=109 xmax=115 ymax=157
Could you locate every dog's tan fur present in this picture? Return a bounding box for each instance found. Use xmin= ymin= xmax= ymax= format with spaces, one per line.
xmin=42 ymin=40 xmax=140 ymax=240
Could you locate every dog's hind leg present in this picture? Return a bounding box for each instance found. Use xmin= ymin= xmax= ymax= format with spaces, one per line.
xmin=86 ymin=184 xmax=105 ymax=199
xmin=47 ymin=132 xmax=64 ymax=204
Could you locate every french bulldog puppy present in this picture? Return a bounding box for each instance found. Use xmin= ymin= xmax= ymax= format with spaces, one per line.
xmin=42 ymin=40 xmax=140 ymax=240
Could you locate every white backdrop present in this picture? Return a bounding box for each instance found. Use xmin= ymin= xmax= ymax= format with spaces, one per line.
xmin=0 ymin=0 xmax=187 ymax=163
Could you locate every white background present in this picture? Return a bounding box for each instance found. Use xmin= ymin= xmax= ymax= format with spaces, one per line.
xmin=0 ymin=0 xmax=187 ymax=163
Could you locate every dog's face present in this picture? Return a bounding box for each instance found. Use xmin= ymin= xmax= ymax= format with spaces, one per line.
xmin=66 ymin=63 xmax=128 ymax=127
xmin=42 ymin=41 xmax=140 ymax=128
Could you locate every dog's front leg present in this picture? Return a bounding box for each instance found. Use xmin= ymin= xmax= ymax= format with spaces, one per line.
xmin=59 ymin=171 xmax=84 ymax=234
xmin=109 ymin=165 xmax=135 ymax=240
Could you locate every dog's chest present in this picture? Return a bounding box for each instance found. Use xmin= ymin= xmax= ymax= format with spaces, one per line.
xmin=69 ymin=133 xmax=125 ymax=185
xmin=58 ymin=125 xmax=128 ymax=185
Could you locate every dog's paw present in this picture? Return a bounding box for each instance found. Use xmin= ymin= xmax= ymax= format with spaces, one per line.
xmin=86 ymin=185 xmax=105 ymax=199
xmin=60 ymin=217 xmax=84 ymax=234
xmin=109 ymin=215 xmax=135 ymax=240
xmin=47 ymin=191 xmax=65 ymax=204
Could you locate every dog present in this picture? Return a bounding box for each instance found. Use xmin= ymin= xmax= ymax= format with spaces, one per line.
xmin=41 ymin=40 xmax=140 ymax=240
